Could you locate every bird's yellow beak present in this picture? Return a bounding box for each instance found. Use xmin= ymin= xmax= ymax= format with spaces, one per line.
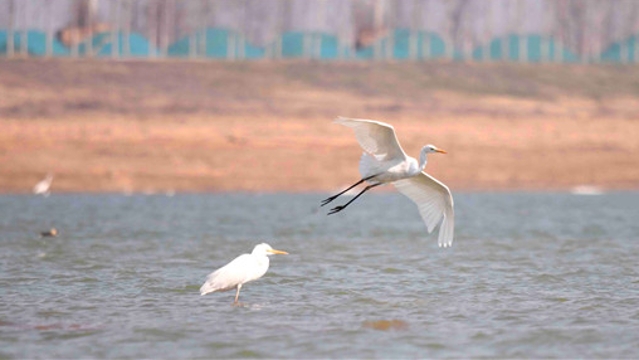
xmin=267 ymin=249 xmax=289 ymax=255
xmin=435 ymin=148 xmax=447 ymax=154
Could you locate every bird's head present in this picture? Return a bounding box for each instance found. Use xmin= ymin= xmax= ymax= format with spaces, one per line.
xmin=423 ymin=144 xmax=447 ymax=154
xmin=253 ymin=243 xmax=289 ymax=257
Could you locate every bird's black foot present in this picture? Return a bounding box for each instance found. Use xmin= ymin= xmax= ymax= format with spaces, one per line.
xmin=327 ymin=205 xmax=346 ymax=215
xmin=321 ymin=195 xmax=339 ymax=207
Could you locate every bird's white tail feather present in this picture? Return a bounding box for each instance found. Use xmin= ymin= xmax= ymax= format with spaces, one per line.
xmin=199 ymin=282 xmax=218 ymax=296
xmin=200 ymin=270 xmax=227 ymax=295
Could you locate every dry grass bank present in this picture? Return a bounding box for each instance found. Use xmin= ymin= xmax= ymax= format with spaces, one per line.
xmin=1 ymin=59 xmax=638 ymax=193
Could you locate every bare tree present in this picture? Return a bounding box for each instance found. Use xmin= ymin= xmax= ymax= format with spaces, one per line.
xmin=622 ymin=1 xmax=639 ymax=42
xmin=569 ymin=0 xmax=587 ymax=56
xmin=601 ymin=1 xmax=617 ymax=49
xmin=446 ymin=0 xmax=471 ymax=58
xmin=409 ymin=0 xmax=422 ymax=60
xmin=110 ymin=0 xmax=120 ymax=59
xmin=122 ymin=0 xmax=130 ymax=57
xmin=7 ymin=0 xmax=15 ymax=58
xmin=552 ymin=0 xmax=597 ymax=58
xmin=7 ymin=0 xmax=639 ymax=63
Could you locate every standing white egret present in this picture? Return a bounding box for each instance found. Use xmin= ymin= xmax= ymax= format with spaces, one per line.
xmin=322 ymin=117 xmax=455 ymax=247
xmin=33 ymin=173 xmax=53 ymax=197
xmin=200 ymin=243 xmax=288 ymax=304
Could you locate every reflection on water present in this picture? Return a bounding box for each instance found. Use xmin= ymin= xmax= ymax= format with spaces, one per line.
xmin=1 ymin=192 xmax=638 ymax=358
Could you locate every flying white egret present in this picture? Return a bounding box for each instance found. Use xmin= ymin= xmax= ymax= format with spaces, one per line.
xmin=33 ymin=173 xmax=53 ymax=197
xmin=200 ymin=243 xmax=288 ymax=304
xmin=322 ymin=117 xmax=455 ymax=247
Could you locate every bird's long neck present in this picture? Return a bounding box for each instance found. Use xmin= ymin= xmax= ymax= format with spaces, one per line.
xmin=418 ymin=147 xmax=429 ymax=171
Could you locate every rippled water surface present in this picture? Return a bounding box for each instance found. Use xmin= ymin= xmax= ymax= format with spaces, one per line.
xmin=1 ymin=192 xmax=639 ymax=358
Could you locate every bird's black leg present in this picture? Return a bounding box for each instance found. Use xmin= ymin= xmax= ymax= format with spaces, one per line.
xmin=321 ymin=175 xmax=377 ymax=207
xmin=328 ymin=183 xmax=382 ymax=215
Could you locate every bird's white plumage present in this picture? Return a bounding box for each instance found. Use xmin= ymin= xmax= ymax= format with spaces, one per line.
xmin=334 ymin=117 xmax=455 ymax=247
xmin=199 ymin=253 xmax=268 ymax=295
xmin=393 ymin=173 xmax=454 ymax=247
xmin=199 ymin=243 xmax=288 ymax=302
xmin=335 ymin=117 xmax=407 ymax=161
xmin=33 ymin=174 xmax=53 ymax=196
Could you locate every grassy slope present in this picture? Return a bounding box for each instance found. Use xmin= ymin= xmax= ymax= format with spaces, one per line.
xmin=1 ymin=59 xmax=638 ymax=192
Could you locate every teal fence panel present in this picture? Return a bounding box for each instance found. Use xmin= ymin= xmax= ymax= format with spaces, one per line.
xmin=168 ymin=28 xmax=263 ymax=59
xmin=0 ymin=29 xmax=69 ymax=56
xmin=355 ymin=29 xmax=446 ymax=60
xmin=79 ymin=32 xmax=154 ymax=57
xmin=600 ymin=35 xmax=638 ymax=63
xmin=478 ymin=34 xmax=579 ymax=63
xmin=278 ymin=31 xmax=343 ymax=59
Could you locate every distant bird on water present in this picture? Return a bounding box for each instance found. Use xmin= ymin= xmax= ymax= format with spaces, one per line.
xmin=200 ymin=243 xmax=289 ymax=304
xmin=33 ymin=173 xmax=54 ymax=197
xmin=40 ymin=228 xmax=58 ymax=237
xmin=322 ymin=117 xmax=455 ymax=247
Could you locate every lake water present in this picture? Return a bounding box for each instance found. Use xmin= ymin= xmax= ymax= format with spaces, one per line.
xmin=1 ymin=191 xmax=638 ymax=358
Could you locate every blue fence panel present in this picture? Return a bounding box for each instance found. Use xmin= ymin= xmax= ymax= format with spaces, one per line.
xmin=600 ymin=35 xmax=637 ymax=63
xmin=355 ymin=30 xmax=446 ymax=60
xmin=478 ymin=34 xmax=579 ymax=63
xmin=78 ymin=32 xmax=155 ymax=57
xmin=169 ymin=28 xmax=263 ymax=59
xmin=0 ymin=30 xmax=69 ymax=56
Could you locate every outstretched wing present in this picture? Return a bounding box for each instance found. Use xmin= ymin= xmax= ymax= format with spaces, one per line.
xmin=335 ymin=117 xmax=407 ymax=161
xmin=393 ymin=172 xmax=455 ymax=247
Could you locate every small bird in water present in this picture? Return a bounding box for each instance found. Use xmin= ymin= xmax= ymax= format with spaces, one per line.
xmin=200 ymin=243 xmax=288 ymax=304
xmin=40 ymin=228 xmax=58 ymax=237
